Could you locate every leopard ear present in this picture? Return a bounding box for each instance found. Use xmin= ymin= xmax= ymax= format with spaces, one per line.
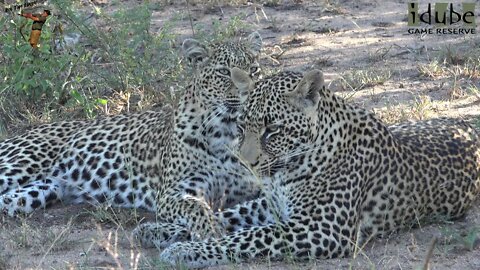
xmin=182 ymin=38 xmax=209 ymax=67
xmin=246 ymin=31 xmax=262 ymax=57
xmin=288 ymin=69 xmax=323 ymax=109
xmin=231 ymin=67 xmax=254 ymax=103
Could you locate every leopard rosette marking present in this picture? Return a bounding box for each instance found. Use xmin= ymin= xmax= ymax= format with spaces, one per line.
xmin=158 ymin=69 xmax=480 ymax=268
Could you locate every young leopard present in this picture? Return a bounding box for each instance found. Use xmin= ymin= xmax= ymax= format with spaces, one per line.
xmin=132 ymin=65 xmax=263 ymax=247
xmin=0 ymin=32 xmax=262 ymax=218
xmin=158 ymin=70 xmax=480 ymax=268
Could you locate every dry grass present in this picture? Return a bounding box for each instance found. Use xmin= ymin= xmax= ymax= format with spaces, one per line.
xmin=367 ymin=46 xmax=393 ymax=63
xmin=85 ymin=203 xmax=144 ymax=228
xmin=418 ymin=60 xmax=446 ymax=78
xmin=1 ymin=1 xmax=480 ymax=269
xmin=418 ymin=46 xmax=480 ymax=102
xmin=8 ymin=217 xmax=76 ymax=253
xmin=374 ymin=95 xmax=437 ymax=125
xmin=339 ymin=68 xmax=392 ymax=92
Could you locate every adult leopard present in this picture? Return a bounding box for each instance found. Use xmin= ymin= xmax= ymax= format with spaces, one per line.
xmin=0 ymin=32 xmax=262 ymax=223
xmin=158 ymin=69 xmax=480 ymax=268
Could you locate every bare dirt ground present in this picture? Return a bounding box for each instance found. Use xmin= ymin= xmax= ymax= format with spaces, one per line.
xmin=1 ymin=0 xmax=480 ymax=269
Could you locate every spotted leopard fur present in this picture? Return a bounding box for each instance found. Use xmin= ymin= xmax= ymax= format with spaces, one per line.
xmin=0 ymin=32 xmax=263 ymax=224
xmin=158 ymin=70 xmax=480 ymax=268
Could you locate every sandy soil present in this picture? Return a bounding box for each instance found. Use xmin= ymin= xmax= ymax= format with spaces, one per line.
xmin=1 ymin=0 xmax=480 ymax=269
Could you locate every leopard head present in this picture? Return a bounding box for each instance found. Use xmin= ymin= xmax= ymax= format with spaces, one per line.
xmin=174 ymin=33 xmax=261 ymax=150
xmin=239 ymin=70 xmax=324 ymax=175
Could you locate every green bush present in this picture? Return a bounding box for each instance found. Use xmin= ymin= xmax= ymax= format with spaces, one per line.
xmin=0 ymin=0 xmax=250 ymax=132
xmin=0 ymin=0 xmax=182 ymax=127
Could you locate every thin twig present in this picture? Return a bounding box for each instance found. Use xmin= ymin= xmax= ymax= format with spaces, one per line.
xmin=422 ymin=237 xmax=437 ymax=270
xmin=185 ymin=0 xmax=195 ymax=37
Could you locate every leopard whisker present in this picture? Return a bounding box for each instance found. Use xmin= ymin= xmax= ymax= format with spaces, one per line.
xmin=201 ymin=105 xmax=228 ymax=131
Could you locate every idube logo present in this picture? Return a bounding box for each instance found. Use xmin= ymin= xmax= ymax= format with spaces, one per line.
xmin=407 ymin=2 xmax=476 ymax=35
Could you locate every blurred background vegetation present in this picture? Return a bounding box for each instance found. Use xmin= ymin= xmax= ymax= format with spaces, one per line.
xmin=0 ymin=0 xmax=253 ymax=138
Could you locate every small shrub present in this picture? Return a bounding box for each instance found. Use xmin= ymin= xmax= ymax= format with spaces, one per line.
xmin=340 ymin=69 xmax=391 ymax=91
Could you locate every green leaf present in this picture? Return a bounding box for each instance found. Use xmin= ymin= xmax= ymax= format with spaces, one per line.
xmin=70 ymin=90 xmax=83 ymax=103
xmin=96 ymin=98 xmax=108 ymax=106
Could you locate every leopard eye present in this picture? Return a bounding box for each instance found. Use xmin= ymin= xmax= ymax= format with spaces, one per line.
xmin=263 ymin=124 xmax=282 ymax=140
xmin=266 ymin=125 xmax=279 ymax=133
xmin=217 ymin=68 xmax=231 ymax=76
xmin=250 ymin=66 xmax=259 ymax=75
